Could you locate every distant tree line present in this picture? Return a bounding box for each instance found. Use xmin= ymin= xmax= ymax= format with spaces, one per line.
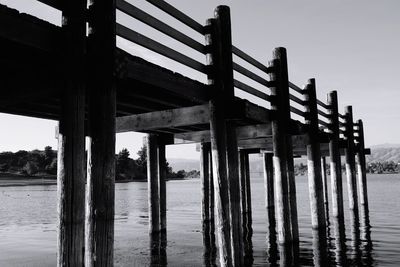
xmin=366 ymin=161 xmax=400 ymax=174
xmin=0 ymin=145 xmax=200 ymax=180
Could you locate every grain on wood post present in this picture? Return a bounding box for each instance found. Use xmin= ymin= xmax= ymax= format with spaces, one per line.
xmin=327 ymin=91 xmax=345 ymax=223
xmin=321 ymin=157 xmax=330 ymax=223
xmin=147 ymin=134 xmax=160 ymax=235
xmin=85 ymin=0 xmax=116 ymax=265
xmin=344 ymin=106 xmax=359 ymax=218
xmin=244 ymin=151 xmax=252 ymax=227
xmin=268 ymin=47 xmax=292 ymax=245
xmin=158 ymin=141 xmax=167 ymax=234
xmin=57 ymin=0 xmax=86 ymax=265
xmin=304 ymin=78 xmax=326 ymax=230
xmin=355 ymin=119 xmax=369 ymax=220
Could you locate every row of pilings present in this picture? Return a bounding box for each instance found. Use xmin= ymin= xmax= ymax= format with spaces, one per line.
xmin=53 ymin=1 xmax=370 ymax=266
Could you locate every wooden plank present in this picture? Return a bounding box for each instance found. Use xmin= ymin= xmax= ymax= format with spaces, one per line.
xmin=117 ymin=0 xmax=205 ymax=53
xmin=116 ymin=104 xmax=209 ymax=132
xmin=233 ymin=62 xmax=270 ymax=87
xmin=145 ymin=0 xmax=205 ymax=34
xmin=123 ymin=53 xmax=210 ymax=103
xmin=37 ymin=0 xmax=62 ymax=10
xmin=116 ymin=23 xmax=208 ymax=74
xmin=232 ymin=45 xmax=269 ymax=73
xmin=234 ymin=79 xmax=271 ymax=102
xmin=0 ymin=5 xmax=61 ymax=53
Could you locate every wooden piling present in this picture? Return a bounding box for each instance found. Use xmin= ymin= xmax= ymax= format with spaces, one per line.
xmin=344 ymin=106 xmax=359 ymax=217
xmin=268 ymin=47 xmax=292 ymax=245
xmin=321 ymin=157 xmax=330 ymax=222
xmin=158 ymin=141 xmax=167 ymax=234
xmin=147 ymin=134 xmax=160 ymax=235
xmin=327 ymin=91 xmax=345 ymax=222
xmin=244 ymin=151 xmax=252 ymax=228
xmin=200 ymin=142 xmax=211 ymax=238
xmin=263 ymin=153 xmax=275 ymax=231
xmin=239 ymin=150 xmax=248 ymax=232
xmin=356 ymin=120 xmax=369 ymax=218
xmin=57 ymin=0 xmax=86 ymax=265
xmin=304 ymin=79 xmax=326 ymax=230
xmin=85 ymin=0 xmax=116 ymax=265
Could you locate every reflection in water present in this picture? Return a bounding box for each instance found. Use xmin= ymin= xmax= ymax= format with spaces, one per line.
xmin=312 ymin=228 xmax=329 ymax=267
xmin=348 ymin=210 xmax=361 ymax=266
xmin=149 ymin=232 xmax=167 ymax=266
xmin=202 ymin=219 xmax=217 ymax=267
xmin=360 ymin=209 xmax=373 ymax=266
xmin=332 ymin=216 xmax=347 ymax=266
xmin=266 ymin=208 xmax=278 ymax=266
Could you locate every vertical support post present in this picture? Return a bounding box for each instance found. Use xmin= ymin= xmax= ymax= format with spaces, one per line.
xmin=147 ymin=134 xmax=160 ymax=236
xmin=355 ymin=120 xmax=369 ymax=220
xmin=239 ymin=150 xmax=248 ymax=234
xmin=206 ymin=5 xmax=242 ymax=266
xmin=321 ymin=157 xmax=330 ymax=222
xmin=57 ymin=0 xmax=86 ymax=266
xmin=158 ymin=141 xmax=167 ymax=234
xmin=200 ymin=142 xmax=211 ymax=243
xmin=328 ymin=91 xmax=347 ymax=265
xmin=263 ymin=153 xmax=275 ymax=232
xmin=268 ymin=47 xmax=292 ymax=245
xmin=344 ymin=106 xmax=359 ymax=218
xmin=85 ymin=0 xmax=116 ymax=265
xmin=327 ymin=91 xmax=345 ymax=221
xmin=304 ymin=79 xmax=326 ymax=231
xmin=244 ymin=151 xmax=252 ymax=228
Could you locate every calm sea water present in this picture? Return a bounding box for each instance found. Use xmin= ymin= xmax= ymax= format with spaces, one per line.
xmin=0 ymin=174 xmax=399 ymax=266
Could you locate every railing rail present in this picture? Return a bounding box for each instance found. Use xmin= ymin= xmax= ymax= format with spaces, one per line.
xmin=232 ymin=45 xmax=270 ymax=73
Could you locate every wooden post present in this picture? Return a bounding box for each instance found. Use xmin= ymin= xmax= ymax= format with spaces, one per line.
xmin=158 ymin=141 xmax=167 ymax=234
xmin=327 ymin=91 xmax=345 ymax=222
xmin=85 ymin=0 xmax=116 ymax=265
xmin=200 ymin=142 xmax=211 ymax=245
xmin=244 ymin=151 xmax=252 ymax=229
xmin=57 ymin=0 xmax=86 ymax=266
xmin=263 ymin=153 xmax=275 ymax=233
xmin=239 ymin=150 xmax=248 ymax=233
xmin=268 ymin=47 xmax=292 ymax=245
xmin=147 ymin=134 xmax=160 ymax=235
xmin=344 ymin=106 xmax=359 ymax=218
xmin=206 ymin=6 xmax=242 ymax=266
xmin=304 ymin=78 xmax=326 ymax=230
xmin=321 ymin=157 xmax=330 ymax=223
xmin=355 ymin=120 xmax=369 ymax=219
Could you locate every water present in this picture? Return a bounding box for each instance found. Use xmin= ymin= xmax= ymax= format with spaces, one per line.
xmin=0 ymin=174 xmax=399 ymax=266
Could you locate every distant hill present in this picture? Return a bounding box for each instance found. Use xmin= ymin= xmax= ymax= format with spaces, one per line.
xmin=367 ymin=144 xmax=400 ymax=163
xmin=168 ymin=144 xmax=400 ymax=173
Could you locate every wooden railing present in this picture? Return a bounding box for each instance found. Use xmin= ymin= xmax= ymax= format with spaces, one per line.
xmin=116 ymin=0 xmax=209 ymax=75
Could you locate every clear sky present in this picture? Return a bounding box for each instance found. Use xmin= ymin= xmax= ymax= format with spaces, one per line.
xmin=0 ymin=0 xmax=399 ymax=159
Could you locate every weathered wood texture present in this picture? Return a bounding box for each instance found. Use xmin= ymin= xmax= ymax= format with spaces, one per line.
xmin=201 ymin=142 xmax=211 ymax=235
xmin=344 ymin=106 xmax=359 ymax=217
xmin=268 ymin=47 xmax=292 ymax=245
xmin=158 ymin=141 xmax=167 ymax=233
xmin=304 ymin=79 xmax=326 ymax=230
xmin=356 ymin=120 xmax=369 ymax=218
xmin=85 ymin=0 xmax=116 ymax=266
xmin=321 ymin=157 xmax=330 ymax=222
xmin=56 ymin=0 xmax=86 ymax=266
xmin=147 ymin=134 xmax=160 ymax=235
xmin=239 ymin=151 xmax=252 ymax=237
xmin=263 ymin=153 xmax=275 ymax=230
xmin=328 ymin=91 xmax=345 ymax=221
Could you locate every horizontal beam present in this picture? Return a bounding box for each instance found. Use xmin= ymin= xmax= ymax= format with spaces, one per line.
xmin=173 ymin=123 xmax=272 ymax=144
xmin=0 ymin=5 xmax=61 ymax=53
xmin=116 ymin=104 xmax=209 ymax=133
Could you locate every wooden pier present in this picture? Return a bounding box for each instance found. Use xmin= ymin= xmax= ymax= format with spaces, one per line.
xmin=0 ymin=0 xmax=371 ymax=266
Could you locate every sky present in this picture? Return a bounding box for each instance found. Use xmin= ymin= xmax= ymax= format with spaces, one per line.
xmin=0 ymin=0 xmax=399 ymax=159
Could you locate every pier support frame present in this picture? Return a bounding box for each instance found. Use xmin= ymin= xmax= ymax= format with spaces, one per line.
xmin=321 ymin=157 xmax=330 ymax=222
xmin=56 ymin=0 xmax=86 ymax=266
xmin=239 ymin=150 xmax=252 ymax=235
xmin=85 ymin=0 xmax=116 ymax=265
xmin=206 ymin=6 xmax=243 ymax=266
xmin=268 ymin=47 xmax=296 ymax=245
xmin=356 ymin=120 xmax=369 ymax=221
xmin=263 ymin=153 xmax=275 ymax=233
xmin=304 ymin=79 xmax=326 ymax=230
xmin=344 ymin=106 xmax=359 ymax=218
xmin=158 ymin=139 xmax=167 ymax=234
xmin=147 ymin=134 xmax=160 ymax=236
